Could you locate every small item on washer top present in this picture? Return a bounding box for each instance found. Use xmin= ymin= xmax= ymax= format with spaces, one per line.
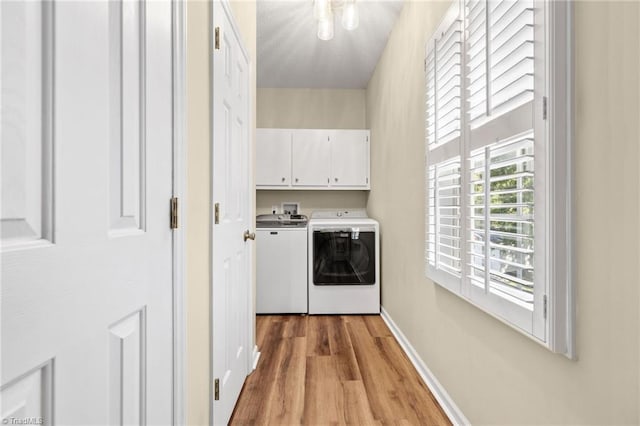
xmin=352 ymin=228 xmax=360 ymax=240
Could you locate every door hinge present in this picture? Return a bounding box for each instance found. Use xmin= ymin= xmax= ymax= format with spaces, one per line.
xmin=543 ymin=294 xmax=548 ymax=319
xmin=543 ymin=96 xmax=548 ymax=120
xmin=214 ymin=203 xmax=220 ymax=225
xmin=170 ymin=197 xmax=179 ymax=229
xmin=215 ymin=27 xmax=220 ymax=50
xmin=214 ymin=378 xmax=220 ymax=400
xmin=424 ymin=58 xmax=427 ymax=72
xmin=366 ymin=177 xmax=369 ymax=184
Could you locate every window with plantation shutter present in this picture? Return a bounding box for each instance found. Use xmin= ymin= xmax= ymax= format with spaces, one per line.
xmin=425 ymin=0 xmax=575 ymax=357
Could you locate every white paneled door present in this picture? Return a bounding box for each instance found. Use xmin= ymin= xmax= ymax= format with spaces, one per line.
xmin=211 ymin=2 xmax=253 ymax=425
xmin=1 ymin=1 xmax=174 ymax=425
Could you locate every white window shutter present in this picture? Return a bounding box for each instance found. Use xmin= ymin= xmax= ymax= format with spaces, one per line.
xmin=488 ymin=0 xmax=535 ymax=116
xmin=464 ymin=0 xmax=540 ymax=334
xmin=466 ymin=0 xmax=488 ymax=123
xmin=426 ymin=5 xmax=463 ymax=151
xmin=428 ymin=158 xmax=462 ymax=277
xmin=466 ymin=0 xmax=535 ymax=129
xmin=468 ymin=133 xmax=535 ymax=310
xmin=426 ymin=2 xmax=464 ymax=292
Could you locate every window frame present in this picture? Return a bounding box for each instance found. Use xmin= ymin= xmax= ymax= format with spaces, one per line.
xmin=424 ymin=0 xmax=574 ymax=358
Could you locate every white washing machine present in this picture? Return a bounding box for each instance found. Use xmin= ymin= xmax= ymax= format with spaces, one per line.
xmin=308 ymin=210 xmax=380 ymax=314
xmin=256 ymin=214 xmax=308 ymax=314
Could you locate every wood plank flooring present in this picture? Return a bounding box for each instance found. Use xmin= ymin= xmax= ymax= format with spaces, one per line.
xmin=230 ymin=315 xmax=451 ymax=426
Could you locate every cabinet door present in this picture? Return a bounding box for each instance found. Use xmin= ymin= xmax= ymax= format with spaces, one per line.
xmin=256 ymin=128 xmax=292 ymax=186
xmin=292 ymin=129 xmax=330 ymax=187
xmin=330 ymin=130 xmax=370 ymax=187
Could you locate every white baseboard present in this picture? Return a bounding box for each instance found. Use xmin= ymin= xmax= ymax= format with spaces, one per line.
xmin=251 ymin=345 xmax=261 ymax=371
xmin=380 ymin=307 xmax=470 ymax=426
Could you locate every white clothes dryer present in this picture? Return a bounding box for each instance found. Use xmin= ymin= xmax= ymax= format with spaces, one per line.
xmin=307 ymin=209 xmax=380 ymax=314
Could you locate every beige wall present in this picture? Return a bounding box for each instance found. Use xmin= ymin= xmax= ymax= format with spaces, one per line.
xmin=186 ymin=1 xmax=256 ymax=424
xmin=366 ymin=1 xmax=639 ymax=424
xmin=256 ymin=190 xmax=368 ymax=218
xmin=186 ymin=1 xmax=211 ymax=424
xmin=256 ymin=88 xmax=368 ymax=216
xmin=257 ymin=88 xmax=366 ymax=129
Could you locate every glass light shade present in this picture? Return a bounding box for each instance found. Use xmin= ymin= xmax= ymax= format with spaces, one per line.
xmin=314 ymin=0 xmax=330 ymax=20
xmin=342 ymin=1 xmax=359 ymax=31
xmin=317 ymin=14 xmax=334 ymax=41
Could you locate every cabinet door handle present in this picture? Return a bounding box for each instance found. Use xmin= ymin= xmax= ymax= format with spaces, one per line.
xmin=281 ymin=177 xmax=285 ymax=182
xmin=334 ymin=177 xmax=338 ymax=182
xmin=295 ymin=178 xmax=299 ymax=183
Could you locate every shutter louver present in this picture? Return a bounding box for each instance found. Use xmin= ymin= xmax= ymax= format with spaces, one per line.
xmin=428 ymin=158 xmax=462 ymax=276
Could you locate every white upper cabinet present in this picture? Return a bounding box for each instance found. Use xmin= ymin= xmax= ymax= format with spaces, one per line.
xmin=256 ymin=128 xmax=370 ymax=190
xmin=292 ymin=129 xmax=331 ymax=187
xmin=330 ymin=130 xmax=369 ymax=187
xmin=256 ymin=129 xmax=292 ymax=186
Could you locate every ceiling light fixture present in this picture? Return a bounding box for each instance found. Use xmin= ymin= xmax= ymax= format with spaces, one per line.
xmin=317 ymin=11 xmax=334 ymax=41
xmin=313 ymin=0 xmax=359 ymax=41
xmin=342 ymin=0 xmax=359 ymax=31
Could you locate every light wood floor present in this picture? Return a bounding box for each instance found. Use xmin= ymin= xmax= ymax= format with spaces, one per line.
xmin=230 ymin=315 xmax=451 ymax=426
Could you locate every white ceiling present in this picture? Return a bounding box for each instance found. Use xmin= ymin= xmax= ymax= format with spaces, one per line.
xmin=257 ymin=0 xmax=404 ymax=89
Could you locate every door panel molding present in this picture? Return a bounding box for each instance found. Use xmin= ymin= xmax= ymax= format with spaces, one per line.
xmin=0 ymin=1 xmax=54 ymax=250
xmin=0 ymin=360 xmax=53 ymax=426
xmin=108 ymin=0 xmax=147 ymax=237
xmin=108 ymin=308 xmax=146 ymax=425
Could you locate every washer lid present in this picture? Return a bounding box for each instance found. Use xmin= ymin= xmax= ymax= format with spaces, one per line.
xmin=256 ymin=213 xmax=308 ymax=228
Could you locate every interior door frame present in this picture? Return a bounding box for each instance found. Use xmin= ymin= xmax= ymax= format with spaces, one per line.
xmin=172 ymin=0 xmax=187 ymax=424
xmin=209 ymin=0 xmax=256 ymax=423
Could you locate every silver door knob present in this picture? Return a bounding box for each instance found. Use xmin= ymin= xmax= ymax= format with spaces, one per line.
xmin=243 ymin=230 xmax=256 ymax=241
